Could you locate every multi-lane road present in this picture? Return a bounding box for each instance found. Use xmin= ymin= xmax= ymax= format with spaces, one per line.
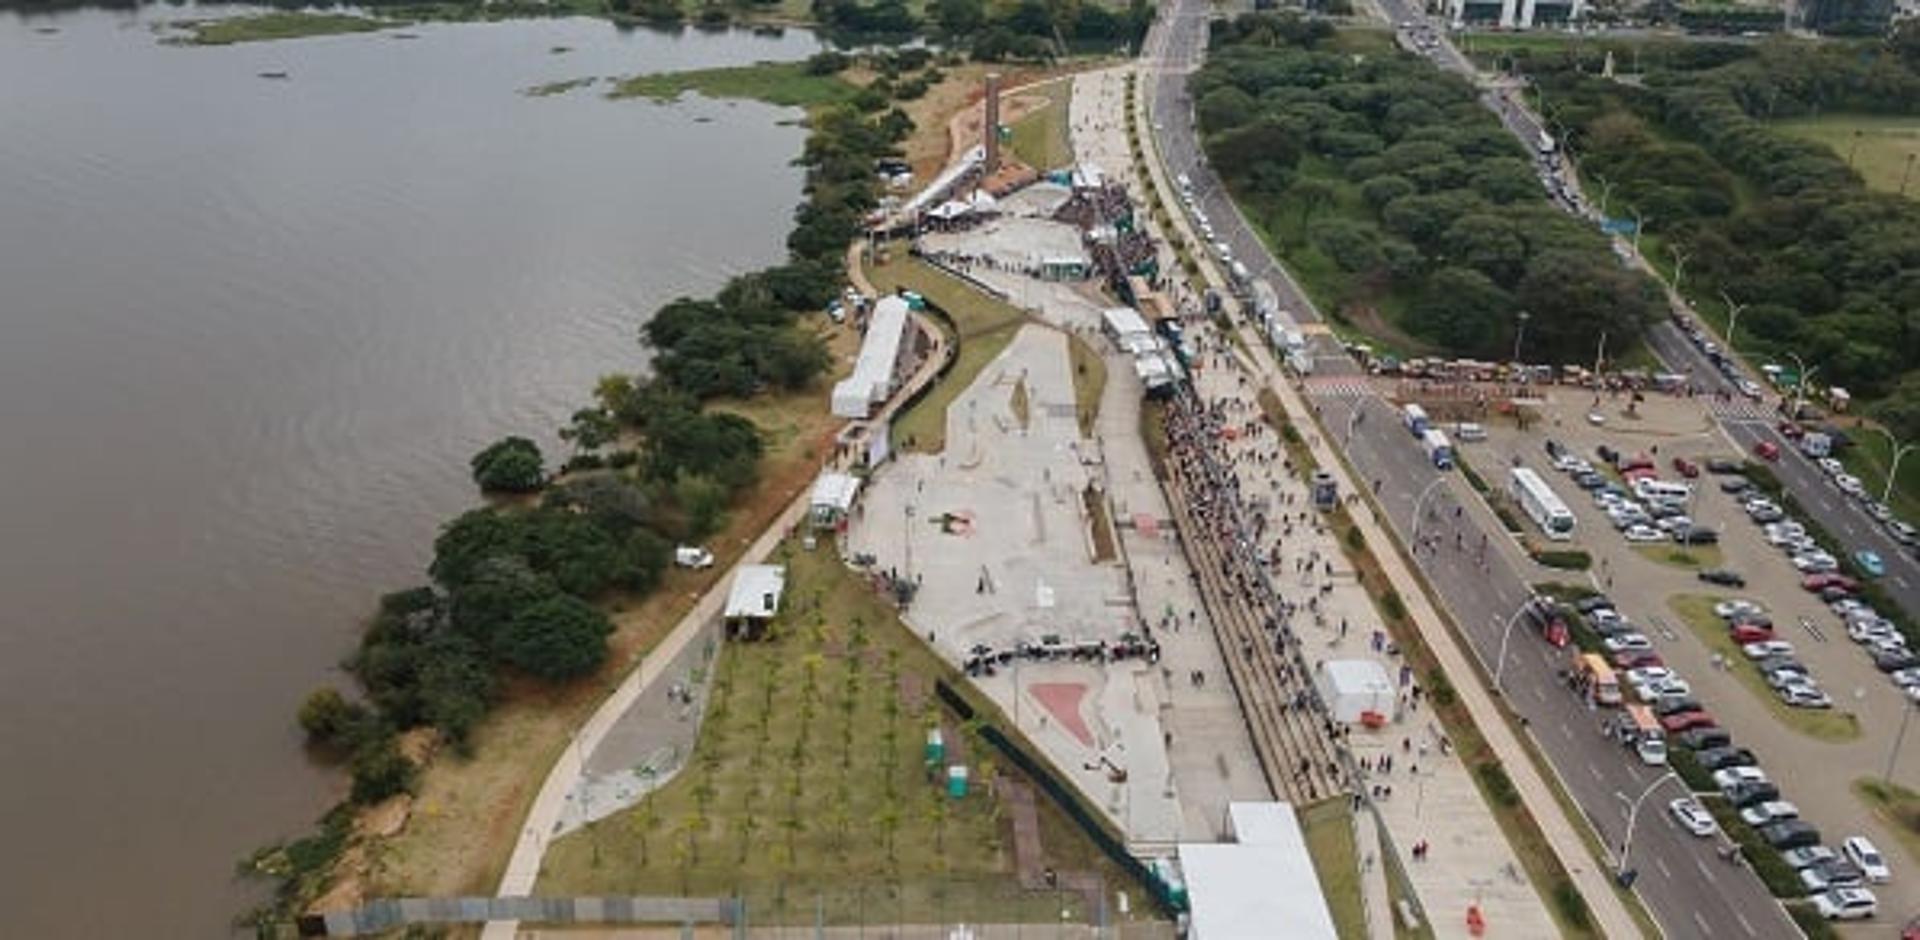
xmin=1138 ymin=3 xmax=1806 ymax=936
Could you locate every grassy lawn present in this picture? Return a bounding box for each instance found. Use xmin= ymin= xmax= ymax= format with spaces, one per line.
xmin=1853 ymin=778 xmax=1920 ymax=868
xmin=1632 ymin=544 xmax=1723 ymax=570
xmin=1775 ymin=114 xmax=1920 ymax=199
xmin=864 ymin=250 xmax=1028 ymax=454
xmin=167 ymin=11 xmax=394 ymax=45
xmin=1668 ymin=593 xmax=1862 ymax=743
xmin=1299 ymin=798 xmax=1368 ymax=940
xmin=539 ymin=538 xmax=1145 ymax=925
xmin=1067 ymin=330 xmax=1107 ymax=437
xmin=610 ymin=60 xmax=859 ymax=108
xmin=1007 ymin=78 xmax=1075 ymax=172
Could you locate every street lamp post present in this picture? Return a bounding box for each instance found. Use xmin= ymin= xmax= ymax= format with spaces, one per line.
xmin=1494 ymin=595 xmax=1542 ymax=693
xmin=1511 ymin=310 xmax=1531 ymax=365
xmin=1593 ymin=172 xmax=1615 ymax=219
xmin=1720 ymin=290 xmax=1747 ymax=349
xmin=1345 ymin=400 xmax=1367 ymax=448
xmin=1903 ymin=152 xmax=1917 ymax=197
xmin=1868 ymin=426 xmax=1917 ymax=505
xmin=1782 ymin=353 xmax=1819 ymax=420
xmin=1886 ymin=697 xmax=1916 ymax=785
xmin=1669 ymin=243 xmax=1691 ymax=297
xmin=1616 ymin=770 xmax=1682 ymax=878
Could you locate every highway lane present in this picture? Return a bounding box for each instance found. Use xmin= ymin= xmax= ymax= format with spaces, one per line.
xmin=1139 ymin=3 xmax=1799 ymax=935
xmin=1313 ymin=392 xmax=1794 ymax=940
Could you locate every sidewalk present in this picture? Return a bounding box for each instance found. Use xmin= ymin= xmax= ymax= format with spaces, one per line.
xmin=1127 ymin=61 xmax=1643 ymax=939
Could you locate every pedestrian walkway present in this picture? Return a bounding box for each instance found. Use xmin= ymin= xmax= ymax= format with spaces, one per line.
xmin=1303 ymin=375 xmax=1375 ymax=400
xmin=1707 ymin=397 xmax=1773 ymax=422
xmin=1353 ymin=808 xmax=1396 ymax=940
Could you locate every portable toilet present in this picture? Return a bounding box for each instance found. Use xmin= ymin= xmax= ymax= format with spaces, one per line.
xmin=1311 ymin=471 xmax=1339 ymax=512
xmin=947 ymin=764 xmax=969 ymax=798
xmin=925 ymin=728 xmax=946 ymax=765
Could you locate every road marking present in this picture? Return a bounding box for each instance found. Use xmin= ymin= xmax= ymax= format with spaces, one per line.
xmin=1560 ymin=722 xmax=1574 ymax=741
xmin=1587 ymin=762 xmax=1603 ymax=782
xmin=1734 ymin=911 xmax=1756 ymax=936
xmin=1532 ymin=683 xmax=1547 ymax=702
xmin=1655 ymin=855 xmax=1672 ymax=880
xmin=1693 ymin=909 xmax=1714 ymax=936
xmin=1693 ymin=857 xmax=1717 ymax=885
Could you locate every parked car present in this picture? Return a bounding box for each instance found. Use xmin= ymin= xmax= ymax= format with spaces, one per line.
xmin=1696 ymin=746 xmax=1757 ymax=771
xmin=1715 ymin=599 xmax=1765 ymax=621
xmin=1729 ymin=624 xmax=1776 ymax=644
xmin=1676 ymin=526 xmax=1720 ymax=545
xmin=1713 ymin=766 xmax=1768 ymax=789
xmin=1763 ymin=820 xmax=1823 ymax=850
xmin=1706 ymin=457 xmax=1743 ymax=474
xmin=1842 ymin=836 xmax=1893 ymax=884
xmin=1724 ymin=781 xmax=1780 ymax=807
xmin=1603 ymin=633 xmax=1653 ymax=653
xmin=1743 ymin=640 xmax=1796 ymax=659
xmin=1875 ymin=649 xmax=1920 ymax=673
xmin=1781 ymin=684 xmax=1834 ymax=709
xmin=1613 ymin=650 xmax=1665 ymax=670
xmin=1653 ymin=696 xmax=1704 ymax=718
xmin=1783 ymin=846 xmax=1839 ymax=870
xmin=1740 ymin=801 xmax=1800 ymax=827
xmin=1662 ymin=711 xmax=1716 ymax=733
xmin=1801 ymin=858 xmax=1868 ymax=893
xmin=1699 ymin=568 xmax=1746 ymax=587
xmin=1811 ymin=886 xmax=1877 ymax=921
xmin=1669 ymin=798 xmax=1717 ymax=837
xmin=673 ymin=545 xmax=714 ymax=568
xmin=1678 ymin=727 xmax=1733 ymax=750
xmin=1672 ymin=457 xmax=1701 ymax=478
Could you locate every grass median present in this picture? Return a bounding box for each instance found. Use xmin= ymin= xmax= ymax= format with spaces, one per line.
xmin=1668 ymin=593 xmax=1862 ymax=743
xmin=1299 ymin=797 xmax=1368 ymax=940
xmin=1853 ymin=778 xmax=1920 ymax=868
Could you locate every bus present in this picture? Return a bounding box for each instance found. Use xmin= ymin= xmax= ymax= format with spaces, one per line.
xmin=1575 ymin=652 xmax=1621 ymax=707
xmin=1509 ymin=467 xmax=1575 ymax=541
xmin=1421 ymin=429 xmax=1454 ymax=469
xmin=1617 ymin=704 xmax=1667 ymax=765
xmin=1402 ymin=403 xmax=1430 ymax=438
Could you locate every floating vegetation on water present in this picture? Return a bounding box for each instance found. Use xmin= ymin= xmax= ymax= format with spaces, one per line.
xmin=522 ymin=77 xmax=599 ymax=97
xmin=161 ymin=12 xmax=398 ymax=46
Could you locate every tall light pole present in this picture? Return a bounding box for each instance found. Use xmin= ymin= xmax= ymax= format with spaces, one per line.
xmin=1902 ymin=152 xmax=1917 ymax=197
xmin=1592 ymin=172 xmax=1615 ymax=219
xmin=1868 ymin=426 xmax=1917 ymax=505
xmin=1512 ymin=310 xmax=1531 ymax=365
xmin=1629 ymin=207 xmax=1646 ymax=254
xmin=1720 ymin=290 xmax=1747 ymax=348
xmin=1615 ymin=770 xmax=1682 ymax=878
xmin=1669 ymin=243 xmax=1691 ymax=297
xmin=1781 ymin=353 xmax=1819 ymax=420
xmin=1494 ymin=595 xmax=1542 ymax=693
xmin=1886 ymin=697 xmax=1915 ymax=785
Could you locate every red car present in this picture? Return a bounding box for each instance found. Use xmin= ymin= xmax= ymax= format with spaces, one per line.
xmin=1803 ymin=573 xmax=1859 ymax=592
xmin=1613 ymin=650 xmax=1664 ymax=670
xmin=1672 ymin=457 xmax=1700 ymax=478
xmin=1661 ymin=711 xmax=1717 ymax=733
xmin=1755 ymin=440 xmax=1781 ymax=461
xmin=1729 ymin=624 xmax=1776 ymax=644
xmin=1778 ymin=421 xmax=1805 ymax=439
xmin=1623 ymin=453 xmax=1656 ymax=472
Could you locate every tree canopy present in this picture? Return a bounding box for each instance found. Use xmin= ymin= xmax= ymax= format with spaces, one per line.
xmin=469 ymin=436 xmax=545 ymax=494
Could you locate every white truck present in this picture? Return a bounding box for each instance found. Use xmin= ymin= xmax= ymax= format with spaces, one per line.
xmin=1421 ymin=429 xmax=1454 ymax=469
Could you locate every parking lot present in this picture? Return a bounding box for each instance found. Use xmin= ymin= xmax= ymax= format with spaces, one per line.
xmin=1414 ymin=379 xmax=1920 ymax=924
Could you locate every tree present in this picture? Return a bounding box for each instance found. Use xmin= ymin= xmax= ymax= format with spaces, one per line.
xmin=431 ymin=508 xmax=524 ymax=587
xmin=1408 ymin=267 xmax=1513 ymax=356
xmin=559 ymin=407 xmax=618 ymax=453
xmin=1291 ymin=178 xmax=1339 ymax=229
xmin=1870 ymin=374 xmax=1920 ymax=443
xmin=297 ymin=687 xmax=371 ymax=747
xmin=1311 ymin=218 xmax=1385 ymax=275
xmin=933 ymin=0 xmax=985 ymax=35
xmin=470 ymin=436 xmax=545 ymax=494
xmin=449 ymin=555 xmax=556 ymax=647
xmin=497 ymin=594 xmax=613 ymax=681
xmin=349 ymin=734 xmax=416 ymax=804
xmin=1197 ymin=86 xmax=1257 ymax=132
xmin=630 ymin=794 xmax=661 ymax=867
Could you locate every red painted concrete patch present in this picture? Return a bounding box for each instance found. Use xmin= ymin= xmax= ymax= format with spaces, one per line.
xmin=1030 ymin=681 xmax=1093 ymax=748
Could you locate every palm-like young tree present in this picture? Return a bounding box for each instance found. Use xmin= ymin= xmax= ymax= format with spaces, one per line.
xmin=629 ymin=794 xmax=661 ymax=867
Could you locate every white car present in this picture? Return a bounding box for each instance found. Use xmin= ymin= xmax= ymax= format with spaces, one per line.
xmin=1603 ymin=633 xmax=1653 ymax=654
xmin=1740 ymin=801 xmax=1799 ymax=827
xmin=1587 ymin=411 xmax=1607 ymax=426
xmin=1715 ymin=600 xmax=1764 ymax=621
xmin=1713 ymin=766 xmax=1769 ymax=790
xmin=1868 ymin=636 xmax=1912 ymax=657
xmin=1639 ymin=677 xmax=1691 ymax=700
xmin=1656 ymin=515 xmax=1695 ymax=534
xmin=1851 ymin=620 xmax=1899 ymax=644
xmin=1624 ymin=524 xmax=1666 ymax=543
xmin=1842 ymin=836 xmax=1892 ymax=884
xmin=672 ymin=545 xmax=714 ymax=568
xmin=1742 ymin=640 xmax=1795 ymax=659
xmin=1737 ymin=378 xmax=1763 ymax=399
xmin=1669 ymin=798 xmax=1717 ymax=837
xmin=1810 ymin=886 xmax=1876 ymax=920
xmin=1625 ymin=666 xmax=1673 ymax=688
xmin=1764 ymin=524 xmax=1806 ymax=546
xmin=1793 ymin=552 xmax=1840 ymax=573
xmin=1818 ymin=457 xmax=1845 ymax=476
xmin=1781 ymin=684 xmax=1833 ymax=709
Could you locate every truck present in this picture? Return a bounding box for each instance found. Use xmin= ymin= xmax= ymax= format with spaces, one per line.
xmin=1616 ymin=704 xmax=1668 ymax=765
xmin=1421 ymin=429 xmax=1454 ymax=469
xmin=1537 ymin=131 xmax=1556 ymax=155
xmin=1229 ymin=260 xmax=1251 ymax=287
xmin=1402 ymin=403 xmax=1430 ymax=438
xmin=1801 ymin=432 xmax=1832 ymax=458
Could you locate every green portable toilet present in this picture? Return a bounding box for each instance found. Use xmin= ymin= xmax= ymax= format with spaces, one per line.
xmin=925 ymin=728 xmax=945 ymax=765
xmin=947 ymin=764 xmax=969 ymax=798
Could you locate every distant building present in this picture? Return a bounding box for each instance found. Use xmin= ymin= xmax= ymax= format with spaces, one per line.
xmin=723 ymin=565 xmax=786 ymax=640
xmin=830 ymin=296 xmax=913 ymax=419
xmin=1449 ymin=0 xmax=1587 ymax=29
xmin=808 ymin=470 xmax=863 ymax=531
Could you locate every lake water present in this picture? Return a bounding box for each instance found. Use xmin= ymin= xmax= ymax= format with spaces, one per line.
xmin=0 ymin=8 xmax=818 ymax=935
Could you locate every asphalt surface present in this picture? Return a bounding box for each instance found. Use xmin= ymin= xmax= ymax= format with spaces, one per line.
xmin=1140 ymin=4 xmax=1804 ymax=937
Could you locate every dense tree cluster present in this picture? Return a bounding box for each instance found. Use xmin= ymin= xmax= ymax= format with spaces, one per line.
xmin=1194 ymin=15 xmax=1662 ymax=362
xmin=1507 ymin=31 xmax=1920 ymax=419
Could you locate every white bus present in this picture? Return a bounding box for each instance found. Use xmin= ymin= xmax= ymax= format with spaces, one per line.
xmin=1510 ymin=467 xmax=1576 ymax=541
xmin=1402 ymin=403 xmax=1430 ymax=438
